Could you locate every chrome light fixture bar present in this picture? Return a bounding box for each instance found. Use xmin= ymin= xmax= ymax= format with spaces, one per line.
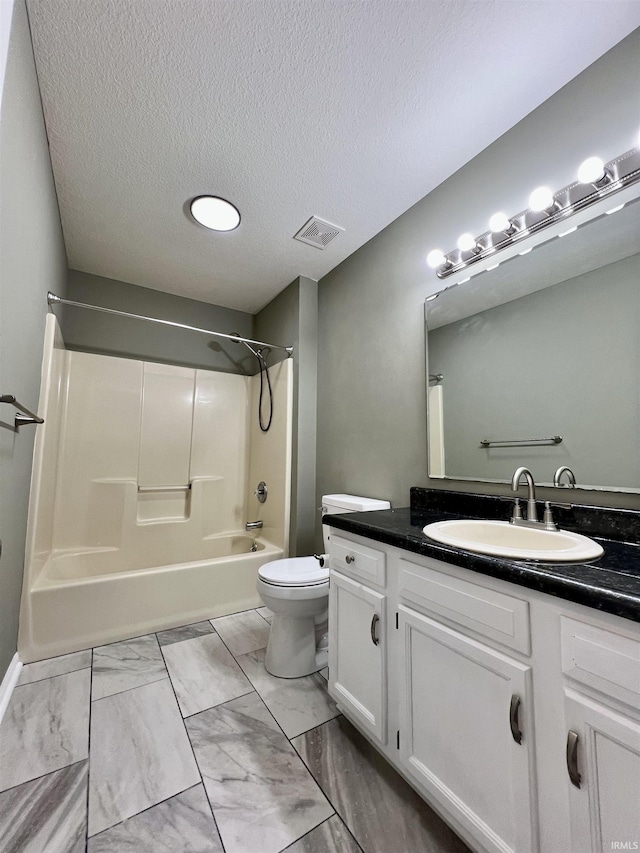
xmin=429 ymin=146 xmax=640 ymax=280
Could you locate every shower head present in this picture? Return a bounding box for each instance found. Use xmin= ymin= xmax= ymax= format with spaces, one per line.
xmin=231 ymin=334 xmax=273 ymax=432
xmin=232 ymin=333 xmax=263 ymax=362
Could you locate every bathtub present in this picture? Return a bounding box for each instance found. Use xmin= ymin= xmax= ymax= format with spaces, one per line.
xmin=19 ymin=322 xmax=293 ymax=664
xmin=20 ymin=534 xmax=283 ymax=662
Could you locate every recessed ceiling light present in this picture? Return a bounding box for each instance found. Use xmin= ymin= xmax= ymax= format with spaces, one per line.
xmin=190 ymin=196 xmax=241 ymax=231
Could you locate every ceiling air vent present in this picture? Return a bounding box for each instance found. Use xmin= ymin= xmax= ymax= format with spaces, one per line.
xmin=293 ymin=216 xmax=344 ymax=249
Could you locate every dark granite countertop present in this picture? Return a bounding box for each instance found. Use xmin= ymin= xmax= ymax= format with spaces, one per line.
xmin=325 ymin=489 xmax=640 ymax=624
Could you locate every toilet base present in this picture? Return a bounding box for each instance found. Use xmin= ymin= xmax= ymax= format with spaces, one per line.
xmin=265 ymin=614 xmax=326 ymax=678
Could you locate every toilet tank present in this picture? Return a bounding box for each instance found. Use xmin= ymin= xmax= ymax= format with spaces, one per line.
xmin=321 ymin=494 xmax=391 ymax=553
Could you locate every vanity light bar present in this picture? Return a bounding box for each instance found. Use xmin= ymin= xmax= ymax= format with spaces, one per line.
xmin=430 ymin=146 xmax=640 ymax=280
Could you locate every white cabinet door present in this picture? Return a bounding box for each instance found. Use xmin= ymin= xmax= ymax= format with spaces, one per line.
xmin=398 ymin=605 xmax=538 ymax=853
xmin=328 ymin=570 xmax=387 ymax=743
xmin=565 ymin=689 xmax=640 ymax=853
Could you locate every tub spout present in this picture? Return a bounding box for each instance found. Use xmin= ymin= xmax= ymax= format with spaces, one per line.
xmin=246 ymin=520 xmax=263 ymax=530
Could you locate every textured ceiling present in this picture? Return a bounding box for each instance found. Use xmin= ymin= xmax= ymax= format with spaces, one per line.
xmin=27 ymin=0 xmax=640 ymax=313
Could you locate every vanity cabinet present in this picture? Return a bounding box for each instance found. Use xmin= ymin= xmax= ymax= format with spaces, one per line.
xmin=398 ymin=605 xmax=536 ymax=853
xmin=560 ymin=617 xmax=640 ymax=852
xmin=564 ymin=690 xmax=640 ymax=852
xmin=328 ymin=530 xmax=640 ymax=853
xmin=328 ymin=569 xmax=387 ymax=744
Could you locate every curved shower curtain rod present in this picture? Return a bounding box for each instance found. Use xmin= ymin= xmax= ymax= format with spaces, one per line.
xmin=47 ymin=292 xmax=294 ymax=355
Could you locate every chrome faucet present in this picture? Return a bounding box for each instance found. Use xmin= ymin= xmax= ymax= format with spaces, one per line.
xmin=554 ymin=466 xmax=576 ymax=488
xmin=511 ymin=467 xmax=559 ymax=530
xmin=511 ymin=467 xmax=539 ymax=523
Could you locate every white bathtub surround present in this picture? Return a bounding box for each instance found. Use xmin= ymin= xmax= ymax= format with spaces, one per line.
xmin=161 ymin=633 xmax=253 ymax=717
xmin=210 ymin=609 xmax=271 ymax=656
xmin=0 ymin=608 xmax=466 ymax=853
xmin=0 ymin=668 xmax=90 ymax=793
xmin=236 ymin=647 xmax=340 ymax=738
xmin=19 ymin=316 xmax=293 ymax=661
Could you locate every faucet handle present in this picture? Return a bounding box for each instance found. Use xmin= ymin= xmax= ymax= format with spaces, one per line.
xmin=511 ymin=498 xmax=523 ymax=523
xmin=543 ymin=501 xmax=559 ymax=531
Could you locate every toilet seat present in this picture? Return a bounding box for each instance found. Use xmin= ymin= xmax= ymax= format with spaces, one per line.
xmin=258 ymin=556 xmax=329 ymax=587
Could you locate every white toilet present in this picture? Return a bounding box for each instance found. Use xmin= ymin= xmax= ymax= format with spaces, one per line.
xmin=257 ymin=494 xmax=390 ymax=678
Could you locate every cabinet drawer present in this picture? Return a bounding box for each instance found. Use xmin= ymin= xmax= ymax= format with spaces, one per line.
xmin=399 ymin=558 xmax=530 ymax=655
xmin=561 ymin=616 xmax=640 ymax=709
xmin=330 ymin=534 xmax=386 ymax=587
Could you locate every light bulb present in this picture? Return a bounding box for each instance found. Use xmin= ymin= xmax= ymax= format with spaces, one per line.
xmin=577 ymin=157 xmax=606 ymax=185
xmin=427 ymin=249 xmax=446 ymax=269
xmin=457 ymin=233 xmax=477 ymax=252
xmin=190 ymin=196 xmax=241 ymax=231
xmin=529 ymin=186 xmax=554 ymax=212
xmin=489 ymin=212 xmax=510 ymax=233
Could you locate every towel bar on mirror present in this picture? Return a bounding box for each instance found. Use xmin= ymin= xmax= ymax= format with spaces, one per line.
xmin=0 ymin=395 xmax=44 ymax=432
xmin=480 ymin=435 xmax=563 ymax=448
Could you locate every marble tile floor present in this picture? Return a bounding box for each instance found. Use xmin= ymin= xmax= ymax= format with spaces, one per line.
xmin=0 ymin=606 xmax=469 ymax=853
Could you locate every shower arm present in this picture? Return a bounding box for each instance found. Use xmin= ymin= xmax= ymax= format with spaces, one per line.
xmin=46 ymin=293 xmax=294 ymax=356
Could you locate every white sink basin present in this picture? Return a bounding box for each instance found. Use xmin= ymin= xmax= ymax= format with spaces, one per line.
xmin=423 ymin=519 xmax=604 ymax=562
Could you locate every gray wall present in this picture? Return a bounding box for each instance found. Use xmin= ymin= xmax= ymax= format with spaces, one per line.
xmin=317 ymin=28 xmax=640 ymax=524
xmin=0 ymin=0 xmax=68 ymax=678
xmin=429 ymin=254 xmax=640 ymax=488
xmin=256 ymin=276 xmax=318 ymax=556
xmin=62 ymin=269 xmax=255 ymax=374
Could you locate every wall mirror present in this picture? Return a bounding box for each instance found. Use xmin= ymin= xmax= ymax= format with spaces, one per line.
xmin=425 ymin=195 xmax=640 ymax=493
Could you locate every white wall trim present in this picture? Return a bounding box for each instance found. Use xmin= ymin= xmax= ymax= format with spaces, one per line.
xmin=0 ymin=653 xmax=22 ymax=726
xmin=0 ymin=0 xmax=16 ymax=113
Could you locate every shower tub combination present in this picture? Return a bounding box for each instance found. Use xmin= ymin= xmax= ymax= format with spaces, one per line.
xmin=19 ymin=315 xmax=292 ymax=662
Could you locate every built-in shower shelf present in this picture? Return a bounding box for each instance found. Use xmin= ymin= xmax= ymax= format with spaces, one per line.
xmin=137 ymin=484 xmax=191 ymax=492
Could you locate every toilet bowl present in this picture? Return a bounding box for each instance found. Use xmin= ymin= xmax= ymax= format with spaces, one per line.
xmin=257 ymin=557 xmax=329 ymax=678
xmin=257 ymin=494 xmax=390 ymax=678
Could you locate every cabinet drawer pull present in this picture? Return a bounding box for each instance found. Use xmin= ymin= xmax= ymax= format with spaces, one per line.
xmin=345 ymin=554 xmax=355 ymax=564
xmin=370 ymin=613 xmax=380 ymax=645
xmin=566 ymin=730 xmax=581 ymax=788
xmin=509 ymin=694 xmax=522 ymax=744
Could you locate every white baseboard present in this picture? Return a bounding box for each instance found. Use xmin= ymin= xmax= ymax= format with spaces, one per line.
xmin=0 ymin=653 xmax=22 ymax=726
